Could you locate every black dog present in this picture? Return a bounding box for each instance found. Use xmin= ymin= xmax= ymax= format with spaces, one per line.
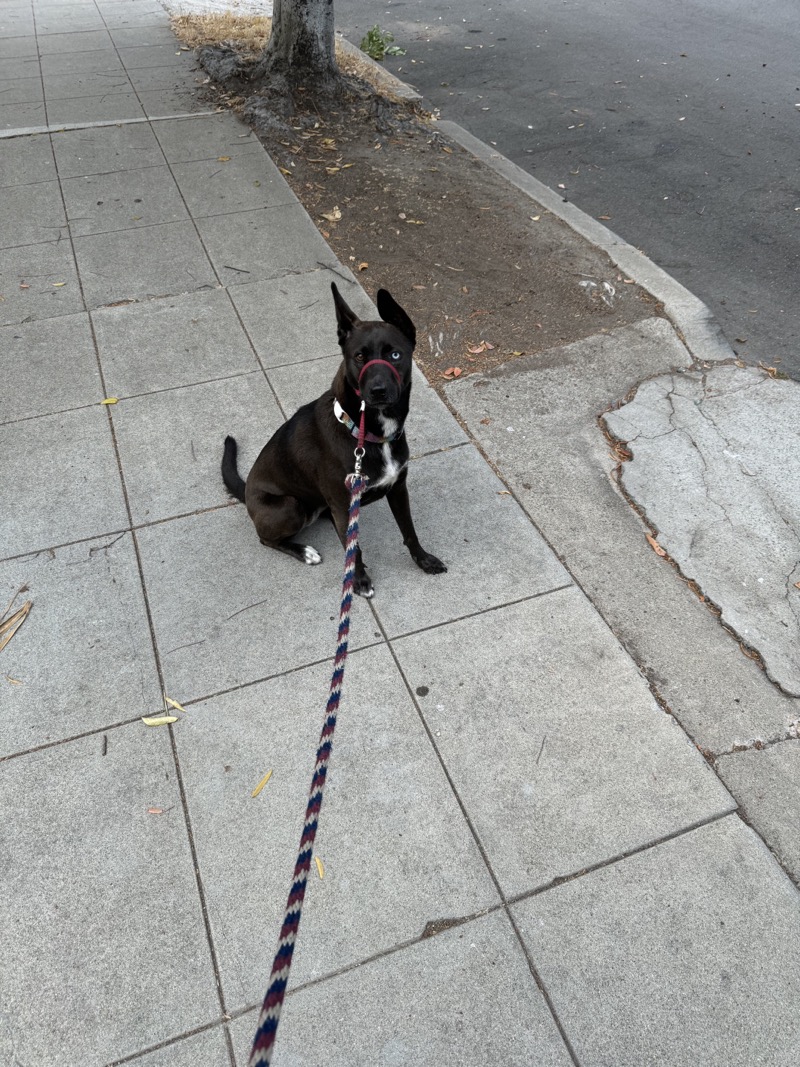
xmin=221 ymin=282 xmax=446 ymax=597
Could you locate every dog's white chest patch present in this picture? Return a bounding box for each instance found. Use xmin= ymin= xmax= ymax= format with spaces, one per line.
xmin=370 ymin=417 xmax=405 ymax=489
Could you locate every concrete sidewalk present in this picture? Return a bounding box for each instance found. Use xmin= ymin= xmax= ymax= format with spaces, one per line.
xmin=2 ymin=2 xmax=800 ymax=1066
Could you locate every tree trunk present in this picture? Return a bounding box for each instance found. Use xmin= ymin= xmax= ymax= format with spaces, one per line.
xmin=256 ymin=0 xmax=338 ymax=89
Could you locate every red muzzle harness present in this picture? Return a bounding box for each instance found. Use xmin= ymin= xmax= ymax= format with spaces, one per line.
xmin=355 ymin=358 xmax=403 ymax=397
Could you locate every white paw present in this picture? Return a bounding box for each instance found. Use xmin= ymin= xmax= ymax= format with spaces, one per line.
xmin=303 ymin=546 xmax=322 ymax=565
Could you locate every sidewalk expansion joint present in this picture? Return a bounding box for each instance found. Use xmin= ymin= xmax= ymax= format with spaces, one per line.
xmin=506 ymin=808 xmax=739 ymax=910
xmin=0 ymin=112 xmax=222 ymax=139
xmin=102 ymin=1014 xmax=233 ymax=1067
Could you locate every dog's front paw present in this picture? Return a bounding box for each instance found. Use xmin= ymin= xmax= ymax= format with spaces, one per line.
xmin=354 ymin=572 xmax=375 ymax=599
xmin=415 ymin=551 xmax=447 ymax=575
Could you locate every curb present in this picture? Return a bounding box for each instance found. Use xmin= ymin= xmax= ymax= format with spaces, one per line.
xmin=436 ymin=121 xmax=734 ymax=365
xmin=335 ymin=33 xmax=422 ymax=105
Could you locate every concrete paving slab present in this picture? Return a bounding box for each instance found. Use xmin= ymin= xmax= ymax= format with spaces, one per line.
xmin=175 ymin=645 xmax=500 ymax=1007
xmin=46 ymin=90 xmax=146 ymax=125
xmin=444 ymin=320 xmax=797 ymax=751
xmin=513 ymin=817 xmax=800 ymax=1066
xmin=230 ymin=911 xmax=572 ymax=1067
xmin=604 ymin=365 xmax=800 ymax=695
xmin=0 ymin=99 xmax=46 ymax=132
xmin=0 ymin=728 xmax=220 ymax=1067
xmin=0 ymin=179 xmax=67 ymax=248
xmin=119 ymin=43 xmax=195 ymax=68
xmin=98 ymin=2 xmax=167 ymax=29
xmin=394 ymin=588 xmax=734 ymax=896
xmin=0 ymin=312 xmax=103 ymax=424
xmin=52 ymin=120 xmax=165 ymax=179
xmin=62 ymin=164 xmax=189 ymax=237
xmin=0 ymin=238 xmax=83 ymax=326
xmin=268 ymin=356 xmax=469 ymax=457
xmin=122 ymin=1027 xmax=231 ymax=1067
xmin=0 ymin=75 xmax=44 ymax=105
xmin=358 ymin=445 xmax=570 ymax=633
xmin=137 ymin=85 xmax=210 ymax=117
xmin=73 ymin=220 xmax=218 ymax=307
xmin=35 ymin=10 xmax=105 ymax=35
xmin=36 ymin=28 xmax=113 ymax=54
xmin=136 ymin=505 xmax=375 ymax=703
xmin=0 ymin=55 xmax=40 ymax=80
xmin=196 ymin=205 xmax=341 ymax=287
xmin=109 ymin=24 xmax=180 ymax=48
xmin=43 ymin=69 xmax=134 ymax=101
xmin=40 ymin=48 xmax=124 ymax=76
xmin=0 ymin=131 xmax=56 ymax=186
xmin=0 ymin=533 xmax=162 ymax=756
xmin=170 ymin=153 xmax=297 ymax=217
xmin=152 ymin=112 xmax=261 ymax=163
xmin=0 ymin=406 xmax=128 ymax=558
xmin=112 ymin=371 xmax=283 ymax=525
xmin=717 ymin=740 xmax=800 ymax=884
xmin=127 ymin=64 xmax=202 ymax=93
xmin=91 ymin=287 xmax=259 ymax=396
xmin=0 ymin=35 xmax=37 ymax=58
xmin=227 ymin=267 xmax=373 ymax=367
xmin=0 ymin=16 xmax=35 ymax=38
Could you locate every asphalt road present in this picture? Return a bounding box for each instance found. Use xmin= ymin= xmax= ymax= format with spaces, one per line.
xmin=335 ymin=0 xmax=800 ymax=379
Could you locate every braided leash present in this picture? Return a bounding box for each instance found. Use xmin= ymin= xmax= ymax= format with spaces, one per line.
xmin=248 ymin=406 xmax=368 ymax=1067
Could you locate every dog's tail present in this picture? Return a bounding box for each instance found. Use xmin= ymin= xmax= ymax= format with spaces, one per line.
xmin=221 ymin=435 xmax=246 ymax=502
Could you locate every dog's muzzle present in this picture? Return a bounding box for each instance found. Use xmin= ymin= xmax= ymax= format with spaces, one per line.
xmin=356 ymin=359 xmax=403 ymax=404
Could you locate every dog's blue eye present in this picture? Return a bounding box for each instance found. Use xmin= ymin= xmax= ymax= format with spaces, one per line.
xmin=390 ymin=351 xmax=402 ymax=361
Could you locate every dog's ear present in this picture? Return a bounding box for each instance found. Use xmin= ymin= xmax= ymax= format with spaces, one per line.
xmin=377 ymin=289 xmax=416 ymax=346
xmin=331 ymin=282 xmax=359 ymax=346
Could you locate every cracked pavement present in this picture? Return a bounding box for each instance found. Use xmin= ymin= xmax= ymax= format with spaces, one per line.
xmin=604 ymin=364 xmax=800 ymax=697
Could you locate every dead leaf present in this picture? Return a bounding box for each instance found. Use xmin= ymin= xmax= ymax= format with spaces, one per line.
xmin=101 ymin=397 xmax=119 ymax=405
xmin=405 ymin=219 xmax=425 ymax=225
xmin=358 ymin=262 xmax=368 ymax=272
xmin=412 ymin=284 xmax=426 ymax=290
xmin=512 ymin=350 xmax=525 ymax=356
xmin=251 ymin=769 xmax=273 ymax=798
xmin=19 ymin=283 xmax=30 ymax=290
xmin=217 ymin=156 xmax=231 ymax=162
xmin=646 ymin=533 xmax=667 ymax=557
xmin=530 ymin=215 xmax=541 ymax=221
xmin=0 ymin=601 xmax=32 ymax=654
xmin=164 ymin=696 xmax=187 ymax=714
xmin=442 ymin=367 xmax=462 ymax=380
xmin=321 ymin=206 xmax=342 ymax=222
xmin=441 ymin=146 xmax=453 ymax=154
xmin=480 ymin=418 xmax=491 ymax=426
xmin=147 ymin=807 xmax=164 ymax=815
xmin=6 ymin=676 xmax=23 ymax=685
xmin=141 ymin=715 xmax=178 ymax=727
xmin=598 ymin=215 xmax=612 ymax=220
xmin=497 ymin=490 xmax=511 ymax=496
xmin=794 ymin=580 xmax=800 ymax=590
xmin=315 ymin=856 xmax=325 ymax=879
xmin=326 ymin=166 xmax=340 ymax=175
xmin=53 ymin=282 xmax=66 ymax=288
xmin=467 ymin=343 xmax=487 ymax=354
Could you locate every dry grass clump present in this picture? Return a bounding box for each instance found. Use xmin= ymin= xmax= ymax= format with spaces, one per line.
xmin=171 ymin=12 xmax=272 ymax=51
